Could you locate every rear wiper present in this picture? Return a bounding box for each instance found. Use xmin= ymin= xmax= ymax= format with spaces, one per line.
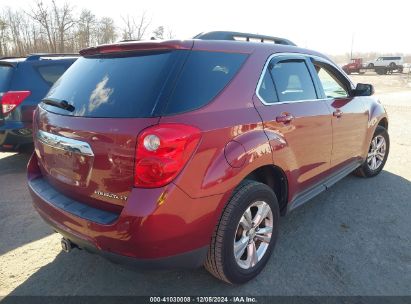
xmin=42 ymin=98 xmax=75 ymax=112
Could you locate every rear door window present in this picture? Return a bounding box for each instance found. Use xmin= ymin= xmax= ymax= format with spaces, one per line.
xmin=269 ymin=60 xmax=317 ymax=102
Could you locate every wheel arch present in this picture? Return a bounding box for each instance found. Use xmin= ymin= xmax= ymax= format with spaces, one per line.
xmin=378 ymin=117 xmax=388 ymax=130
xmin=242 ymin=165 xmax=289 ymax=216
xmin=362 ymin=104 xmax=389 ymax=160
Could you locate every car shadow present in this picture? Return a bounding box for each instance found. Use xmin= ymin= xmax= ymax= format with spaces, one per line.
xmin=0 ymin=149 xmax=53 ymax=256
xmin=2 ymin=170 xmax=411 ymax=296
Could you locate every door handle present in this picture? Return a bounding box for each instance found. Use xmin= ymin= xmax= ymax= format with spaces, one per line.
xmin=276 ymin=113 xmax=294 ymax=123
xmin=333 ymin=109 xmax=343 ymax=118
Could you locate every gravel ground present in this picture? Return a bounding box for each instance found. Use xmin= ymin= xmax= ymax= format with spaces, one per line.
xmin=0 ymin=74 xmax=410 ymax=296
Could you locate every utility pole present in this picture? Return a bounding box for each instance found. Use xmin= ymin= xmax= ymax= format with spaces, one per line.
xmin=350 ymin=33 xmax=355 ymax=60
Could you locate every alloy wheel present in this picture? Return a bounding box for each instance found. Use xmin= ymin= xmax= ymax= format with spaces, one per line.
xmin=233 ymin=201 xmax=273 ymax=269
xmin=367 ymin=135 xmax=386 ymax=170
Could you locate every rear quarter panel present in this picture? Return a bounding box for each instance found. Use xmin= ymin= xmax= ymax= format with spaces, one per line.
xmin=160 ymin=47 xmax=275 ymax=230
xmin=161 ymin=47 xmax=273 ymax=198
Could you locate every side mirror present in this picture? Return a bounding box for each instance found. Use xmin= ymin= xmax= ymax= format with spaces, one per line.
xmin=352 ymin=83 xmax=374 ymax=96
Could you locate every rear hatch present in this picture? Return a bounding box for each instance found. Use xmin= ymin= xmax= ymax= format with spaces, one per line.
xmin=34 ymin=45 xmax=191 ymax=211
xmin=34 ymin=41 xmax=248 ymax=211
xmin=0 ymin=63 xmax=14 ymax=127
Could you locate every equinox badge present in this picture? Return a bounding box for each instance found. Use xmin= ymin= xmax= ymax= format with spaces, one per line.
xmin=94 ymin=190 xmax=128 ymax=201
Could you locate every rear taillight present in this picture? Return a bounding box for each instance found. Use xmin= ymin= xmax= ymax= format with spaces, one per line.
xmin=134 ymin=124 xmax=201 ymax=188
xmin=1 ymin=91 xmax=31 ymax=115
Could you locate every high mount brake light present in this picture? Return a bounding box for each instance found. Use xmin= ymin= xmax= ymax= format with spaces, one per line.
xmin=79 ymin=41 xmax=193 ymax=56
xmin=134 ymin=124 xmax=201 ymax=188
xmin=1 ymin=91 xmax=31 ymax=115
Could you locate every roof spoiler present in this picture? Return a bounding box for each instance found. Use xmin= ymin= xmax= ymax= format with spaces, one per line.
xmin=79 ymin=40 xmax=193 ymax=56
xmin=194 ymin=31 xmax=296 ymax=46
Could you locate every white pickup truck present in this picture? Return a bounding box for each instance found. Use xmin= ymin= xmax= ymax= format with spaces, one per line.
xmin=366 ymin=56 xmax=404 ymax=74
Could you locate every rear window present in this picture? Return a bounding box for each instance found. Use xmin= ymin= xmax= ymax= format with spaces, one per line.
xmin=42 ymin=50 xmax=247 ymax=118
xmin=44 ymin=51 xmax=182 ymax=118
xmin=36 ymin=64 xmax=70 ymax=85
xmin=382 ymin=57 xmax=401 ymax=60
xmin=0 ymin=65 xmax=12 ymax=92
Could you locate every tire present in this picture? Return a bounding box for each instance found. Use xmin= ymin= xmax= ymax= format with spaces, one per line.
xmin=204 ymin=180 xmax=280 ymax=284
xmin=18 ymin=143 xmax=34 ymax=154
xmin=368 ymin=63 xmax=374 ymax=68
xmin=376 ymin=68 xmax=387 ymax=75
xmin=354 ymin=126 xmax=389 ymax=178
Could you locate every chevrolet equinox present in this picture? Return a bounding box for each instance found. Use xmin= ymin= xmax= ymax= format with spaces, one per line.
xmin=28 ymin=31 xmax=389 ymax=284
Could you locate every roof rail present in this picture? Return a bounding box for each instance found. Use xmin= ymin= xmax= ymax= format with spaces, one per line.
xmin=0 ymin=56 xmax=26 ymax=60
xmin=194 ymin=31 xmax=296 ymax=46
xmin=26 ymin=53 xmax=80 ymax=61
xmin=118 ymin=39 xmax=139 ymax=42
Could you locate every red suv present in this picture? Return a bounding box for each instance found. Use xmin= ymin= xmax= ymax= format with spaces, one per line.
xmin=28 ymin=31 xmax=389 ymax=284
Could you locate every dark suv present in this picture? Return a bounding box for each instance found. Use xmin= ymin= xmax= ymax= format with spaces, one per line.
xmin=28 ymin=32 xmax=389 ymax=284
xmin=0 ymin=54 xmax=77 ymax=150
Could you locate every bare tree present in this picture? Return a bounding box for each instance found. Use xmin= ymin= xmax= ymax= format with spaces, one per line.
xmin=29 ymin=21 xmax=48 ymax=53
xmin=121 ymin=12 xmax=150 ymax=41
xmin=96 ymin=16 xmax=117 ymax=44
xmin=1 ymin=8 xmax=43 ymax=56
xmin=0 ymin=15 xmax=8 ymax=56
xmin=77 ymin=9 xmax=97 ymax=49
xmin=28 ymin=1 xmax=56 ymax=52
xmin=6 ymin=9 xmax=28 ymax=56
xmin=166 ymin=28 xmax=175 ymax=39
xmin=51 ymin=0 xmax=76 ymax=52
xmin=121 ymin=15 xmax=134 ymax=41
xmin=0 ymin=3 xmax=172 ymax=56
xmin=152 ymin=26 xmax=164 ymax=39
xmin=135 ymin=12 xmax=150 ymax=40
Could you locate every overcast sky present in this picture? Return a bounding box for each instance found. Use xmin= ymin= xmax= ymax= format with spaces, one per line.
xmin=1 ymin=0 xmax=410 ymax=55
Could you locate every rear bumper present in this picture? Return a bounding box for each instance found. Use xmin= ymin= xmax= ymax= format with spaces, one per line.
xmin=0 ymin=120 xmax=33 ymax=147
xmin=28 ymin=153 xmax=224 ymax=269
xmin=38 ymin=209 xmax=208 ymax=269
